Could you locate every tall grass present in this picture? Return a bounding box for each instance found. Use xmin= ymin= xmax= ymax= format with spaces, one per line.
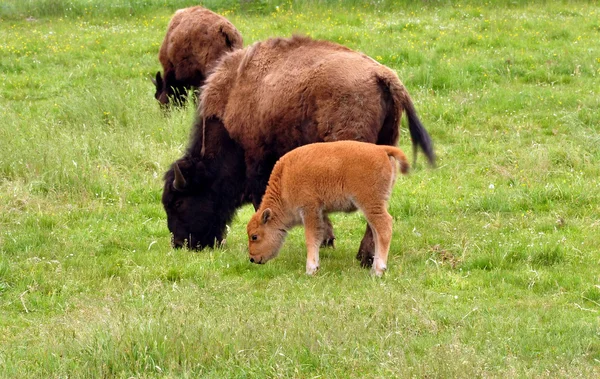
xmin=0 ymin=0 xmax=567 ymax=19
xmin=1 ymin=0 xmax=600 ymax=377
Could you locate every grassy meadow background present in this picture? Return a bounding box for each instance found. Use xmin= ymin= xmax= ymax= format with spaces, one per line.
xmin=1 ymin=0 xmax=600 ymax=376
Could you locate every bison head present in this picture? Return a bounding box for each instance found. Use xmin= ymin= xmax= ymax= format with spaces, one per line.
xmin=162 ymin=159 xmax=219 ymax=249
xmin=153 ymin=71 xmax=189 ymax=107
xmin=162 ymin=117 xmax=247 ymax=250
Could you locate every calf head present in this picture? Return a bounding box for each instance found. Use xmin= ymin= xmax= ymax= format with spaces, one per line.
xmin=153 ymin=71 xmax=189 ymax=107
xmin=247 ymin=208 xmax=287 ymax=264
xmin=162 ymin=117 xmax=246 ymax=250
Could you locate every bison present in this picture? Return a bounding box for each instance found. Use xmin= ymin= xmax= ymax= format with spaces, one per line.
xmin=162 ymin=35 xmax=435 ymax=266
xmin=153 ymin=6 xmax=243 ymax=107
xmin=247 ymin=141 xmax=410 ymax=276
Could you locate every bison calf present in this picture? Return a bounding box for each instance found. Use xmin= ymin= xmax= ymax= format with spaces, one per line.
xmin=246 ymin=141 xmax=409 ymax=276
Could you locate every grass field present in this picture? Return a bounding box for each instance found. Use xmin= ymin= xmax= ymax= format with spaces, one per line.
xmin=1 ymin=0 xmax=600 ymax=377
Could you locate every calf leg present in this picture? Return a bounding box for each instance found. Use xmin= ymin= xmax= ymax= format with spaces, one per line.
xmin=363 ymin=206 xmax=393 ymax=276
xmin=303 ymin=209 xmax=324 ymax=275
xmin=321 ymin=215 xmax=336 ymax=248
xmin=356 ymin=225 xmax=375 ymax=268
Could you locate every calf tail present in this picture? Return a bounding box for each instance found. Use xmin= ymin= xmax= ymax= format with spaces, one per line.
xmin=376 ymin=69 xmax=436 ymax=167
xmin=382 ymin=146 xmax=410 ymax=175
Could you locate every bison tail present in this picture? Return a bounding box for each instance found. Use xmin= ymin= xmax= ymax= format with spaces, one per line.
xmin=376 ymin=71 xmax=435 ymax=167
xmin=405 ymin=97 xmax=436 ymax=167
xmin=382 ymin=146 xmax=410 ymax=175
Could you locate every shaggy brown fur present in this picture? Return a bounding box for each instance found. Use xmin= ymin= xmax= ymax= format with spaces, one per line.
xmin=247 ymin=141 xmax=409 ymax=276
xmin=163 ymin=36 xmax=434 ymax=266
xmin=201 ymin=36 xmax=433 ymax=168
xmin=153 ymin=6 xmax=242 ymax=106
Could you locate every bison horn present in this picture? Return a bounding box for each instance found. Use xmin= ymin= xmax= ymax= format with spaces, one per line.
xmin=172 ymin=163 xmax=187 ymax=191
xmin=153 ymin=71 xmax=162 ymax=87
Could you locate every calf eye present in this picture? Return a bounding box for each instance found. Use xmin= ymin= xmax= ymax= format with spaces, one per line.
xmin=251 ymin=234 xmax=258 ymax=241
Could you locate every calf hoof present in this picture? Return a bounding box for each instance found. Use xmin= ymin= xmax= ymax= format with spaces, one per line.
xmin=372 ymin=258 xmax=387 ymax=276
xmin=306 ymin=264 xmax=320 ymax=275
xmin=371 ymin=265 xmax=387 ymax=277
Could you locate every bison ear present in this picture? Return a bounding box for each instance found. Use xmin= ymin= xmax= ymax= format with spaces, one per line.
xmin=219 ymin=24 xmax=240 ymax=50
xmin=261 ymin=208 xmax=272 ymax=224
xmin=193 ymin=161 xmax=211 ymax=182
xmin=222 ymin=30 xmax=233 ymax=49
xmin=172 ymin=162 xmax=187 ymax=191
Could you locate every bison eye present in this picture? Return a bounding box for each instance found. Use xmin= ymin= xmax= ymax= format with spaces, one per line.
xmin=251 ymin=234 xmax=258 ymax=241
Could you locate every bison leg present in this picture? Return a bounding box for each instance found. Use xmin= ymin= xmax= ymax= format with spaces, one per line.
xmin=246 ymin=157 xmax=278 ymax=210
xmin=356 ymin=225 xmax=375 ymax=268
xmin=321 ymin=215 xmax=336 ymax=248
xmin=303 ymin=209 xmax=324 ymax=275
xmin=248 ymin=179 xmax=268 ymax=211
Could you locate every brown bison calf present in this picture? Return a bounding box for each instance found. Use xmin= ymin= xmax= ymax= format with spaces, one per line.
xmin=247 ymin=141 xmax=409 ymax=276
xmin=153 ymin=6 xmax=242 ymax=106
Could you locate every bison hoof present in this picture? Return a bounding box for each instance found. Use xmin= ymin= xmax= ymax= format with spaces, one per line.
xmin=356 ymin=249 xmax=374 ymax=268
xmin=320 ymin=237 xmax=335 ymax=248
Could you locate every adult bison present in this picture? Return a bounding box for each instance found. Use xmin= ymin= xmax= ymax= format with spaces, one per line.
xmin=153 ymin=6 xmax=242 ymax=107
xmin=162 ymin=36 xmax=435 ymax=266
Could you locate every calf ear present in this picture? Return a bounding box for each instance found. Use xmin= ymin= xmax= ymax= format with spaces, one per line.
xmin=261 ymin=208 xmax=272 ymax=224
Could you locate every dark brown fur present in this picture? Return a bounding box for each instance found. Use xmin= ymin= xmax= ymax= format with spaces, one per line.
xmin=163 ymin=36 xmax=434 ymax=264
xmin=153 ymin=6 xmax=242 ymax=106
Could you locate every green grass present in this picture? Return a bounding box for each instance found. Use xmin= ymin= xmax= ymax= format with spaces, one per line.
xmin=1 ymin=0 xmax=600 ymax=377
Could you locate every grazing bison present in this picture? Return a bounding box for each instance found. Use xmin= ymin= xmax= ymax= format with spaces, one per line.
xmin=247 ymin=141 xmax=410 ymax=276
xmin=162 ymin=35 xmax=435 ymax=266
xmin=153 ymin=6 xmax=242 ymax=107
